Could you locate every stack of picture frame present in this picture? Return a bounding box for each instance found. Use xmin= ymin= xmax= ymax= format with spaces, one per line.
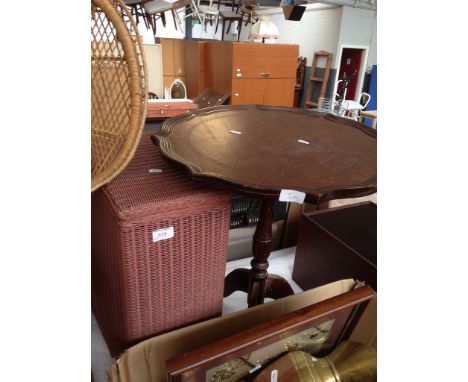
xmin=166 ymin=286 xmax=374 ymax=382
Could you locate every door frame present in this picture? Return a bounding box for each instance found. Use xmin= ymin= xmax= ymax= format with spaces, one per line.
xmin=333 ymin=44 xmax=369 ymax=102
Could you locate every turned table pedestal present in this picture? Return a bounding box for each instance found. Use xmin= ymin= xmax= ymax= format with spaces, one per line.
xmin=152 ymin=105 xmax=377 ymax=307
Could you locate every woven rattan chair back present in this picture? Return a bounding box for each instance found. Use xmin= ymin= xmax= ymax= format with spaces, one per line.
xmin=91 ymin=0 xmax=148 ymax=191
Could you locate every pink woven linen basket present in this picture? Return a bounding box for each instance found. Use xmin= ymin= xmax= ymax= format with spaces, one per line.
xmin=92 ymin=131 xmax=232 ymax=356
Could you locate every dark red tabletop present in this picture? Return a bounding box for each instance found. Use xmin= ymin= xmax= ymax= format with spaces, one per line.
xmin=152 ymin=105 xmax=376 ymax=203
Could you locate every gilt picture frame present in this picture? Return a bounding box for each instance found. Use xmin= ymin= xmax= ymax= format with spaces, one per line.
xmin=166 ymin=286 xmax=374 ymax=382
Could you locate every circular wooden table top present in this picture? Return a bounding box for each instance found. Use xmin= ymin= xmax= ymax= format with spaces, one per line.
xmin=152 ymin=105 xmax=377 ymax=203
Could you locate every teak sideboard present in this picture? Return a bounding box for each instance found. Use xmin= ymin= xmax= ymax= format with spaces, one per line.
xmin=205 ymin=42 xmax=299 ymax=107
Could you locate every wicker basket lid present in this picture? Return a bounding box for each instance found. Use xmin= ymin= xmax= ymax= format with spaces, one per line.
xmin=91 ymin=0 xmax=147 ymax=191
xmin=101 ymin=132 xmax=232 ymax=221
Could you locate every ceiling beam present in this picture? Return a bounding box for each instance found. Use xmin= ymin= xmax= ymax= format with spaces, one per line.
xmin=304 ymin=0 xmax=376 ymax=10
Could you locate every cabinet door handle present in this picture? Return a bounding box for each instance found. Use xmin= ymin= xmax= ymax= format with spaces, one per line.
xmin=260 ymin=72 xmax=271 ymax=77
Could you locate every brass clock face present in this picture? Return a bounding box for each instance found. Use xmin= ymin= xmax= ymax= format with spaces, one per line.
xmin=182 ymin=319 xmax=335 ymax=382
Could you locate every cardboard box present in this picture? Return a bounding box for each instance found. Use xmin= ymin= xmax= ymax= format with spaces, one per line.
xmin=109 ymin=279 xmax=376 ymax=382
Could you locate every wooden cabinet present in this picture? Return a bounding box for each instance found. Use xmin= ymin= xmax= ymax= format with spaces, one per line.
xmin=263 ymin=79 xmax=297 ymax=106
xmin=185 ymin=40 xmax=207 ymax=98
xmin=231 ymin=78 xmax=296 ymax=106
xmin=160 ymin=38 xmax=186 ymax=93
xmin=231 ymin=43 xmax=298 ymax=79
xmin=206 ymin=42 xmax=298 ymax=107
xmin=231 ymin=79 xmax=264 ymax=104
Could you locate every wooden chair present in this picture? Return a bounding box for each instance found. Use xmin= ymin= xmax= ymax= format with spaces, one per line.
xmin=124 ymin=0 xmax=149 ymax=29
xmin=216 ymin=0 xmax=240 ymax=12
xmin=197 ymin=0 xmax=219 ymax=32
xmin=239 ymin=0 xmax=258 ymax=31
xmin=294 ymin=56 xmax=306 ymax=107
xmin=143 ymin=0 xmax=171 ymax=40
xmin=143 ymin=0 xmax=201 ymax=39
xmin=358 ymin=110 xmax=377 ymax=129
xmin=171 ymin=0 xmax=202 ymax=31
xmin=215 ymin=11 xmax=243 ymax=41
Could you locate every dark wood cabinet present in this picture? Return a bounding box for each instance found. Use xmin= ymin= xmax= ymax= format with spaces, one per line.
xmin=293 ymin=202 xmax=377 ymax=291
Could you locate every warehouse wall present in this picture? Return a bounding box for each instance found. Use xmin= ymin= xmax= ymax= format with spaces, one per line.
xmin=135 ymin=4 xmax=376 ymax=105
xmin=269 ymin=5 xmax=343 ymax=67
xmin=333 ymin=7 xmax=377 ymax=101
xmin=137 ymin=5 xmax=376 ymax=67
xmin=336 ymin=6 xmax=377 ymax=70
xmin=138 ymin=5 xmax=344 ymax=62
xmin=143 ymin=44 xmax=164 ymax=98
xmin=243 ymin=5 xmax=345 ymax=106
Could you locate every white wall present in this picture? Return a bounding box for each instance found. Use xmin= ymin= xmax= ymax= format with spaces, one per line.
xmin=143 ymin=44 xmax=164 ymax=97
xmin=270 ymin=6 xmax=343 ymax=68
xmin=336 ymin=7 xmax=377 ymax=70
xmin=368 ymin=12 xmax=377 ymax=69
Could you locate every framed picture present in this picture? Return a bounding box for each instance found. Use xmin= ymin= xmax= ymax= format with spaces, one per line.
xmin=166 ymin=285 xmax=374 ymax=382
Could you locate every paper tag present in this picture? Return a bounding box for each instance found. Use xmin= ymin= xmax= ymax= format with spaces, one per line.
xmin=148 ymin=168 xmax=162 ymax=173
xmin=249 ymin=365 xmax=262 ymax=374
xmin=279 ymin=189 xmax=306 ymax=204
xmin=271 ymin=370 xmax=278 ymax=382
xmin=152 ymin=227 xmax=174 ymax=242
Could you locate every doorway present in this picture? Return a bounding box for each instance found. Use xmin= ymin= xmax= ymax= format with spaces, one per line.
xmin=333 ymin=45 xmax=369 ymax=102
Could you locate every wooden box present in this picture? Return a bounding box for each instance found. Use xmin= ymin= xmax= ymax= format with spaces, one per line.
xmin=292 ymin=202 xmax=377 ymax=291
xmin=146 ymin=100 xmax=198 ymax=120
xmin=109 ymin=279 xmax=377 ymax=382
xmin=165 ymin=286 xmax=374 ymax=381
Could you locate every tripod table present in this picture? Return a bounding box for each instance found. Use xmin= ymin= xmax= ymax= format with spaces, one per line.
xmin=152 ymin=105 xmax=377 ymax=307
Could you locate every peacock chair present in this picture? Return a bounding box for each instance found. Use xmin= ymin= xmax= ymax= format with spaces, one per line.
xmin=91 ymin=0 xmax=147 ymax=191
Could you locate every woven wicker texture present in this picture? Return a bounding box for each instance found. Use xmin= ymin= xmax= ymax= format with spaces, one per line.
xmin=91 ymin=0 xmax=147 ymax=191
xmin=92 ymin=131 xmax=232 ymax=356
